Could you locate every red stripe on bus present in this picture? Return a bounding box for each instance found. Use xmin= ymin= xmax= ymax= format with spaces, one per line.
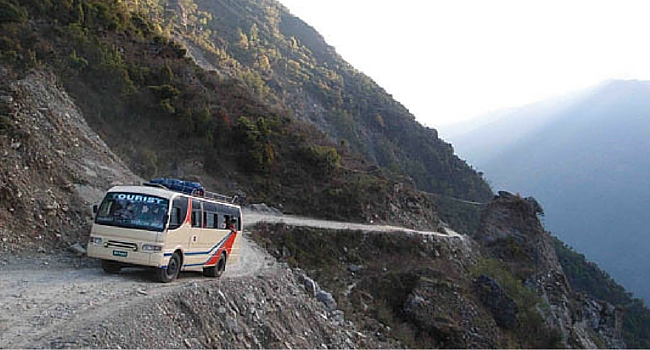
xmin=185 ymin=198 xmax=192 ymax=224
xmin=224 ymin=230 xmax=237 ymax=255
xmin=206 ymin=231 xmax=238 ymax=265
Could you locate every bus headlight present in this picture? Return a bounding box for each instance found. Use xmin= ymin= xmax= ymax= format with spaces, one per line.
xmin=89 ymin=236 xmax=103 ymax=245
xmin=141 ymin=244 xmax=163 ymax=252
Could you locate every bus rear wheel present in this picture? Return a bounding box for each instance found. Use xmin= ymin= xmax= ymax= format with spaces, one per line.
xmin=203 ymin=253 xmax=226 ymax=278
xmin=157 ymin=252 xmax=181 ymax=283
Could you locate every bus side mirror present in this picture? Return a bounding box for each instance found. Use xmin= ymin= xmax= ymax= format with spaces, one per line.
xmin=92 ymin=204 xmax=98 ymax=214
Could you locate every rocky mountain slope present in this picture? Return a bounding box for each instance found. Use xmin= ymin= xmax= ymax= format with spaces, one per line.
xmin=156 ymin=0 xmax=493 ymax=202
xmin=252 ymin=192 xmax=625 ymax=348
xmin=1 ymin=0 xmax=446 ymax=230
xmin=0 ymin=67 xmax=141 ymax=255
xmin=475 ymin=192 xmax=624 ymax=348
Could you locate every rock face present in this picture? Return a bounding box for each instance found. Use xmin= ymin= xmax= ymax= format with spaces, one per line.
xmin=473 ymin=275 xmax=519 ymax=330
xmin=475 ymin=191 xmax=625 ymax=348
xmin=401 ymin=272 xmax=502 ymax=349
xmin=0 ymin=67 xmax=142 ymax=254
xmin=578 ymin=295 xmax=626 ymax=349
xmin=251 ymin=215 xmax=632 ymax=349
xmin=316 ymin=290 xmax=338 ymax=311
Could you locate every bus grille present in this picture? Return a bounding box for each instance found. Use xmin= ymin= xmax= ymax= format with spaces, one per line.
xmin=106 ymin=240 xmax=138 ymax=251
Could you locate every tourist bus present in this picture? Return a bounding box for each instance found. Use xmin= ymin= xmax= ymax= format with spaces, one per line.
xmin=87 ymin=182 xmax=242 ymax=283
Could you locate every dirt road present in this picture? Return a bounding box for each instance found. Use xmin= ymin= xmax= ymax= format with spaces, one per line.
xmin=0 ymin=232 xmax=277 ymax=349
xmin=243 ymin=210 xmax=464 ymax=239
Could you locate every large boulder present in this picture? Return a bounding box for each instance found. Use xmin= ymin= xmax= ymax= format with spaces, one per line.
xmin=473 ymin=275 xmax=518 ymax=330
xmin=316 ymin=290 xmax=337 ymax=311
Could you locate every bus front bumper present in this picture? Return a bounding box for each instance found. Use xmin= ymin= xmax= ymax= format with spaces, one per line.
xmin=87 ymin=241 xmax=164 ymax=268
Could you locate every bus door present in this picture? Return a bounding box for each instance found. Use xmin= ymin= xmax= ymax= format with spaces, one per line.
xmin=165 ymin=195 xmax=189 ymax=249
xmin=187 ymin=199 xmax=204 ymax=266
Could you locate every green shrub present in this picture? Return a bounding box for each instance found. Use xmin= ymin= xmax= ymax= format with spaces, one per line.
xmin=133 ymin=147 xmax=158 ymax=178
xmin=234 ymin=116 xmax=275 ymax=173
xmin=471 ymin=258 xmax=562 ymax=348
xmin=311 ymin=145 xmax=340 ymax=171
xmin=68 ymin=50 xmax=88 ymax=71
xmin=0 ymin=0 xmax=28 ymax=24
xmin=158 ymin=99 xmax=175 ymax=114
xmin=148 ymin=84 xmax=180 ymax=100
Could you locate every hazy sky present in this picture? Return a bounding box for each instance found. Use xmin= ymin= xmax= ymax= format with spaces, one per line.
xmin=277 ymin=0 xmax=650 ymax=128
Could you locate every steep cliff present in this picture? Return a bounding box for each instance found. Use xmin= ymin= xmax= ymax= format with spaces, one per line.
xmin=475 ymin=192 xmax=624 ymax=348
xmin=251 ymin=194 xmax=626 ymax=348
xmin=447 ymin=80 xmax=650 ymax=305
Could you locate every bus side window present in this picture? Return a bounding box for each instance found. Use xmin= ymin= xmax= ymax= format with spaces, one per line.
xmin=168 ymin=196 xmax=188 ymax=230
xmin=205 ymin=212 xmax=216 ymax=228
xmin=169 ymin=207 xmax=180 ymax=228
xmin=191 ymin=199 xmax=202 ymax=228
xmin=191 ymin=211 xmax=201 ymax=227
xmin=98 ymin=201 xmax=112 ymax=217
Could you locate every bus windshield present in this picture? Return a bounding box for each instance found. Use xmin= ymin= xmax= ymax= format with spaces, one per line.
xmin=95 ymin=192 xmax=169 ymax=232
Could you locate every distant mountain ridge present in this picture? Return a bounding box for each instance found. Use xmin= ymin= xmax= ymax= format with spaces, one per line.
xmin=446 ymin=79 xmax=650 ymax=304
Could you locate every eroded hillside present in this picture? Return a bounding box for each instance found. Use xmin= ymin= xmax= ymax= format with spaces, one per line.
xmin=0 ymin=67 xmax=141 ymax=254
xmin=251 ymin=192 xmax=624 ymax=348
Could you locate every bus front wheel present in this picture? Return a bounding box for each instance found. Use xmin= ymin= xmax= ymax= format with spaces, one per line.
xmin=157 ymin=252 xmax=181 ymax=283
xmin=102 ymin=260 xmax=121 ymax=274
xmin=203 ymin=253 xmax=226 ymax=278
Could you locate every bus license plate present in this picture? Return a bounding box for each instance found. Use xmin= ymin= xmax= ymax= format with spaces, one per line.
xmin=113 ymin=250 xmax=128 ymax=257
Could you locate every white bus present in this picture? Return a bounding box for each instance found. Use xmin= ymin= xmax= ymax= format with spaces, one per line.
xmin=87 ymin=183 xmax=242 ymax=282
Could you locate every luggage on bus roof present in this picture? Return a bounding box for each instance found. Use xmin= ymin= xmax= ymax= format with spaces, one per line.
xmin=149 ymin=178 xmax=205 ymax=196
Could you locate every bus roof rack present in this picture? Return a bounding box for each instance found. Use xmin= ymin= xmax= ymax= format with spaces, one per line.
xmin=144 ymin=178 xmax=237 ymax=203
xmin=202 ymin=190 xmax=234 ymax=203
